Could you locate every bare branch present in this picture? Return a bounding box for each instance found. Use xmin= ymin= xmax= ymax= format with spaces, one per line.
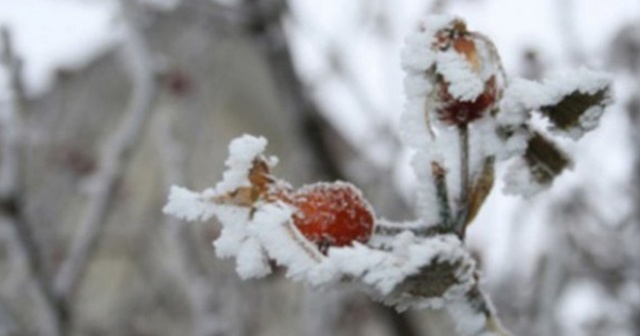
xmin=0 ymin=27 xmax=65 ymax=336
xmin=53 ymin=3 xmax=158 ymax=302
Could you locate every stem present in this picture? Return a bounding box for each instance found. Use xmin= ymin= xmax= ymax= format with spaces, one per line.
xmin=431 ymin=162 xmax=451 ymax=229
xmin=0 ymin=27 xmax=65 ymax=336
xmin=455 ymin=124 xmax=470 ymax=238
xmin=53 ymin=2 xmax=157 ymax=303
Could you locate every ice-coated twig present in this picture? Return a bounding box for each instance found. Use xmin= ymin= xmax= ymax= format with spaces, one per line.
xmin=53 ymin=2 xmax=158 ymax=302
xmin=0 ymin=27 xmax=64 ymax=336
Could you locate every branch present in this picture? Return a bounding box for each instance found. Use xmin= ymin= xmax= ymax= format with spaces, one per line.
xmin=53 ymin=2 xmax=158 ymax=303
xmin=0 ymin=27 xmax=64 ymax=336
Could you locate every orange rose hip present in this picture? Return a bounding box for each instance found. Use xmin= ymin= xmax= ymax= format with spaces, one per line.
xmin=290 ymin=182 xmax=375 ymax=253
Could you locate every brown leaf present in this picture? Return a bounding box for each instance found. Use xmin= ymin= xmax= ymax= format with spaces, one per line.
xmin=466 ymin=157 xmax=495 ymax=226
xmin=539 ymin=89 xmax=609 ymax=132
xmin=524 ymin=132 xmax=572 ymax=185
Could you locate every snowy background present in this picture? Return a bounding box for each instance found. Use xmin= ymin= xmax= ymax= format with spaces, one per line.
xmin=1 ymin=0 xmax=639 ymax=335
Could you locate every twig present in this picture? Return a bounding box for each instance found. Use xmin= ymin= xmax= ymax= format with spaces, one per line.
xmin=53 ymin=2 xmax=158 ymax=303
xmin=0 ymin=27 xmax=23 ymax=201
xmin=0 ymin=27 xmax=64 ymax=336
xmin=454 ymin=124 xmax=470 ymax=237
xmin=432 ymin=162 xmax=451 ymax=228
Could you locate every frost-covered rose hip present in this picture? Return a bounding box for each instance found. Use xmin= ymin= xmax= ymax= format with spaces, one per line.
xmin=287 ymin=182 xmax=375 ymax=253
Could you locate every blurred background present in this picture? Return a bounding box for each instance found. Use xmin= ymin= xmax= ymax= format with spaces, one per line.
xmin=0 ymin=0 xmax=639 ymax=335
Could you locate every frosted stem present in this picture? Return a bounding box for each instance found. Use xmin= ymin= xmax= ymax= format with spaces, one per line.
xmin=432 ymin=162 xmax=452 ymax=229
xmin=454 ymin=124 xmax=470 ymax=238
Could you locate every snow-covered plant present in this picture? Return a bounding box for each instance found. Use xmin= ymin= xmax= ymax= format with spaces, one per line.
xmin=163 ymin=15 xmax=612 ymax=336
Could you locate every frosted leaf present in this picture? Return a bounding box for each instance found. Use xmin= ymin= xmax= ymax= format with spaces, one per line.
xmin=311 ymin=233 xmax=476 ymax=310
xmin=163 ymin=186 xmax=218 ymax=221
xmin=500 ymin=69 xmax=613 ymax=140
xmin=214 ymin=134 xmax=270 ymax=194
xmin=214 ymin=225 xmax=248 ymax=259
xmin=235 ymin=237 xmax=271 ymax=279
xmin=250 ymin=203 xmax=323 ymax=280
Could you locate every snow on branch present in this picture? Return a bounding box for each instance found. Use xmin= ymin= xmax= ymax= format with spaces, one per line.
xmin=163 ymin=14 xmax=613 ymax=336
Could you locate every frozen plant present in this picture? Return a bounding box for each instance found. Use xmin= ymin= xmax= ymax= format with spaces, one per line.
xmin=163 ymin=15 xmax=612 ymax=336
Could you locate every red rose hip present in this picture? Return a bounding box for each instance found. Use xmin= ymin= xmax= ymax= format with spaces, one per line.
xmin=289 ymin=182 xmax=375 ymax=253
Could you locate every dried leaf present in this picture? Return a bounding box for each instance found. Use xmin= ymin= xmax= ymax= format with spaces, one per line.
xmin=524 ymin=132 xmax=572 ymax=185
xmin=539 ymin=89 xmax=609 ymax=132
xmin=431 ymin=162 xmax=451 ymax=227
xmin=466 ymin=157 xmax=495 ymax=226
xmin=397 ymin=260 xmax=464 ymax=299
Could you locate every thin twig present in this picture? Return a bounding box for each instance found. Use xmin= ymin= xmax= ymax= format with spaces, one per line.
xmin=0 ymin=27 xmax=64 ymax=336
xmin=53 ymin=2 xmax=158 ymax=303
xmin=454 ymin=124 xmax=470 ymax=237
xmin=431 ymin=161 xmax=451 ymax=229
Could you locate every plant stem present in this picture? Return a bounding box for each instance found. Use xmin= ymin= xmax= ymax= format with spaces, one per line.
xmin=455 ymin=124 xmax=470 ymax=238
xmin=431 ymin=162 xmax=451 ymax=230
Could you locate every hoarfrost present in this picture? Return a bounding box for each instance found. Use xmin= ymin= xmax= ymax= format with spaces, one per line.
xmin=436 ymin=50 xmax=485 ymax=102
xmin=502 ymin=158 xmax=549 ymax=198
xmin=163 ymin=186 xmax=217 ymax=222
xmin=215 ymin=134 xmax=269 ymax=194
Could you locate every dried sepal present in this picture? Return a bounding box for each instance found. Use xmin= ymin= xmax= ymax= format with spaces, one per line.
xmin=503 ymin=131 xmax=573 ymax=197
xmin=539 ymin=88 xmax=611 ymax=139
xmin=465 ymin=157 xmax=495 ymax=227
xmin=524 ymin=131 xmax=572 ymax=186
xmin=395 ymin=260 xmax=466 ymax=299
xmin=212 ymin=156 xmax=276 ymax=207
xmin=378 ymin=234 xmax=477 ymax=311
xmin=431 ymin=161 xmax=452 ymax=228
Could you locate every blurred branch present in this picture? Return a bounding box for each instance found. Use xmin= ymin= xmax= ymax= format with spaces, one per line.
xmin=242 ymin=0 xmax=344 ymax=181
xmin=0 ymin=299 xmax=17 ymax=336
xmin=153 ymin=108 xmax=229 ymax=336
xmin=0 ymin=27 xmax=64 ymax=336
xmin=53 ymin=2 xmax=158 ymax=304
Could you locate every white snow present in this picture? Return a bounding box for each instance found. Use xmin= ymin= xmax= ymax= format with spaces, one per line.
xmin=214 ymin=134 xmax=270 ymax=194
xmin=435 ymin=50 xmax=485 ymax=102
xmin=447 ymin=299 xmax=489 ymax=336
xmin=0 ymin=0 xmax=121 ymax=95
xmin=163 ymin=186 xmax=218 ymax=222
xmin=502 ymin=158 xmax=549 ymax=198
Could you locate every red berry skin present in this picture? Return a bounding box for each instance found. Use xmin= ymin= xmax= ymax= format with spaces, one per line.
xmin=289 ymin=182 xmax=375 ymax=254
